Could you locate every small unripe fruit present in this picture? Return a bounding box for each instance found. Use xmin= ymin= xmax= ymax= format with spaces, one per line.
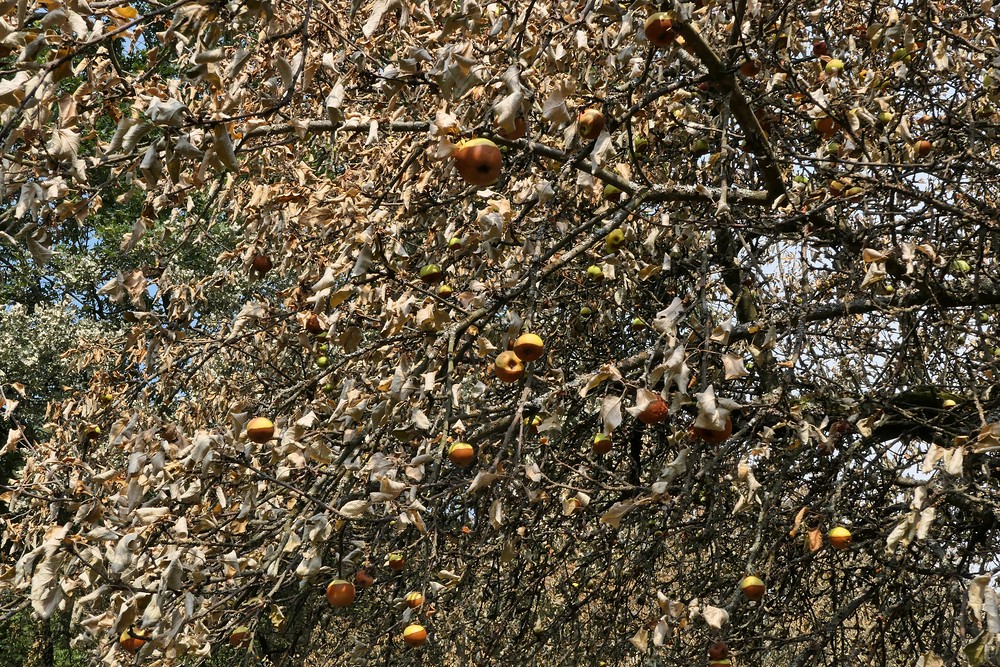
xmin=605 ymin=228 xmax=625 ymax=250
xmin=603 ymin=184 xmax=622 ymax=202
xmin=633 ymin=135 xmax=649 ymax=153
xmin=419 ymin=264 xmax=443 ymax=284
xmin=388 ymin=553 xmax=406 ymax=570
xmin=692 ymin=138 xmax=711 ymax=156
xmin=890 ymin=47 xmax=912 ymax=63
xmin=592 ymin=432 xmax=612 ymax=455
xmin=951 ymin=259 xmax=971 ymax=273
xmin=586 ymin=265 xmax=603 ymax=281
xmin=316 ymin=356 xmax=329 ymax=368
xmin=437 ymin=284 xmax=454 ymax=297
xmin=825 ymin=58 xmax=845 ymax=76
xmin=448 ymin=237 xmax=464 ymax=251
xmin=579 ymin=306 xmax=593 ymax=318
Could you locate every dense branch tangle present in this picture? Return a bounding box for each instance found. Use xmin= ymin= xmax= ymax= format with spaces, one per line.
xmin=1 ymin=0 xmax=1000 ymax=666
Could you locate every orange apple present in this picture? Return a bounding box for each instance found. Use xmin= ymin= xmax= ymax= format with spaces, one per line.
xmin=690 ymin=417 xmax=733 ymax=443
xmin=828 ymin=526 xmax=852 ymax=550
xmin=120 ymin=628 xmax=150 ymax=654
xmin=403 ymin=623 xmax=427 ymax=646
xmin=578 ymin=109 xmax=605 ymax=140
xmin=644 ymin=12 xmax=675 ymax=47
xmin=494 ymin=350 xmax=525 ymax=382
xmin=230 ymin=626 xmax=251 ymax=648
xmin=513 ymin=333 xmax=545 ymax=362
xmin=708 ymin=641 xmax=729 ymax=660
xmin=355 ymin=569 xmax=375 ymax=588
xmin=326 ymin=579 xmax=356 ymax=607
xmin=638 ymin=397 xmax=669 ymax=425
xmin=497 ymin=116 xmax=527 ymax=140
xmin=740 ymin=575 xmax=765 ymax=601
xmin=448 ymin=442 xmax=475 ymax=467
xmin=740 ymin=59 xmax=762 ymax=76
xmin=455 ymin=138 xmax=502 ymax=186
xmin=305 ymin=313 xmax=324 ymax=334
xmin=388 ymin=553 xmax=406 ymax=571
xmin=592 ymin=432 xmax=612 ymax=455
xmin=812 ymin=117 xmax=837 ymax=137
xmin=250 ymin=253 xmax=273 ymax=275
xmin=246 ymin=417 xmax=275 ymax=444
xmin=405 ymin=591 xmax=425 ymax=608
xmin=914 ymin=140 xmax=933 ymax=157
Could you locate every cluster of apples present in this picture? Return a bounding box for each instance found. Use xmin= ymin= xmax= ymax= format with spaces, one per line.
xmin=325 ymin=556 xmax=430 ymax=647
xmin=494 ymin=333 xmax=545 ymax=383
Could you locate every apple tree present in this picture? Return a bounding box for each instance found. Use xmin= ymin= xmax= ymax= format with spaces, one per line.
xmin=2 ymin=0 xmax=1000 ymax=665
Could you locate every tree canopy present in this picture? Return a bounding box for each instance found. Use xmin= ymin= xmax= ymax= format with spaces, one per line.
xmin=2 ymin=0 xmax=1000 ymax=665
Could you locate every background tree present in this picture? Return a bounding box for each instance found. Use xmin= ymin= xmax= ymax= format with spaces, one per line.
xmin=2 ymin=0 xmax=1000 ymax=666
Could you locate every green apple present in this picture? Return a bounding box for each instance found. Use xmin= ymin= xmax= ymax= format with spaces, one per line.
xmin=604 ymin=228 xmax=625 ymax=251
xmin=951 ymin=259 xmax=971 ymax=273
xmin=448 ymin=237 xmax=463 ymax=251
xmin=419 ymin=264 xmax=443 ymax=284
xmin=633 ymin=135 xmax=649 ymax=153
xmin=603 ymin=184 xmax=622 ymax=202
xmin=890 ymin=48 xmax=911 ymax=63
xmin=825 ymin=58 xmax=845 ymax=76
xmin=632 ymin=317 xmax=647 ymax=329
xmin=580 ymin=306 xmax=593 ymax=318
xmin=586 ymin=265 xmax=603 ymax=281
xmin=317 ymin=356 xmax=330 ymax=368
xmin=437 ymin=284 xmax=454 ymax=297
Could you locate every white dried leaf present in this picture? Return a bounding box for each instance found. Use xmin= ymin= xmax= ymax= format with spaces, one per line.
xmin=722 ymin=353 xmax=749 ymax=380
xmin=703 ymin=605 xmax=729 ymax=629
xmin=629 ymin=627 xmax=648 ymax=653
xmin=601 ymin=395 xmax=622 ymax=432
xmin=600 ymin=501 xmax=634 ymax=529
xmin=467 ymin=471 xmax=499 ymax=493
xmin=340 ymin=500 xmax=370 ymax=519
